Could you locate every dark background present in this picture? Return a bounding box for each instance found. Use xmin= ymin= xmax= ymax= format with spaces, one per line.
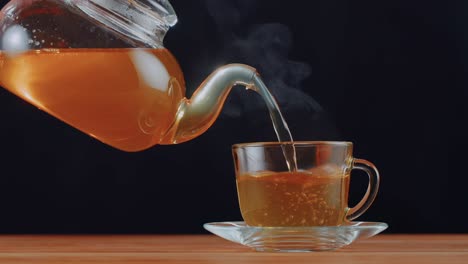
xmin=0 ymin=0 xmax=466 ymax=234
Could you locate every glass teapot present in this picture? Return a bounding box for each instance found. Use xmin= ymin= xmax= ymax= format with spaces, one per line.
xmin=0 ymin=0 xmax=276 ymax=151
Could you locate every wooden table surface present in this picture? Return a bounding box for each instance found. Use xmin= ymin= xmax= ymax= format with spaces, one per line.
xmin=0 ymin=234 xmax=466 ymax=263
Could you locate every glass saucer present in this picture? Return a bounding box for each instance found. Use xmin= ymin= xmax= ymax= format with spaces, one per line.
xmin=204 ymin=221 xmax=388 ymax=252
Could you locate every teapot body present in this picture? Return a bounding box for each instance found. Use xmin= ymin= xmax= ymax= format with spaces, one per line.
xmin=0 ymin=0 xmax=186 ymax=151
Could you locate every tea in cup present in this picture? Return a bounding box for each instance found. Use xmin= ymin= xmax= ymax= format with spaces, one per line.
xmin=232 ymin=141 xmax=379 ymax=227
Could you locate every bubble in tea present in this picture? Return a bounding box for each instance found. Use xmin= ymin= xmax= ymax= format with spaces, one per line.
xmin=236 ymin=167 xmax=350 ymax=227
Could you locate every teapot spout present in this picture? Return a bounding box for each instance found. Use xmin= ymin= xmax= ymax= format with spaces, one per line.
xmin=161 ymin=64 xmax=258 ymax=144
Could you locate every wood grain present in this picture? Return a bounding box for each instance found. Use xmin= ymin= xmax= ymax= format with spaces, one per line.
xmin=0 ymin=234 xmax=466 ymax=263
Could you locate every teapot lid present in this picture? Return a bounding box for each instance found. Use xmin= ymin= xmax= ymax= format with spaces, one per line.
xmin=71 ymin=0 xmax=177 ymax=48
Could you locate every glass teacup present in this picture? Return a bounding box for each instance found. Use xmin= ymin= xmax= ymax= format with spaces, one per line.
xmin=232 ymin=141 xmax=380 ymax=227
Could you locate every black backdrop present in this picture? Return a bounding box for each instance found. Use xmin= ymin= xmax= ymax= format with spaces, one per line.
xmin=0 ymin=0 xmax=466 ymax=233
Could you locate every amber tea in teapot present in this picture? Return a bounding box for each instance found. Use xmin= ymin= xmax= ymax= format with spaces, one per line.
xmin=0 ymin=48 xmax=185 ymax=151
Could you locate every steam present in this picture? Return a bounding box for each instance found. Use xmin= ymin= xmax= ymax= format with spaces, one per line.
xmin=203 ymin=0 xmax=323 ymax=118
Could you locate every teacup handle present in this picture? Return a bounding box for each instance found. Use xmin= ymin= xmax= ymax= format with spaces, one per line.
xmin=346 ymin=158 xmax=380 ymax=221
